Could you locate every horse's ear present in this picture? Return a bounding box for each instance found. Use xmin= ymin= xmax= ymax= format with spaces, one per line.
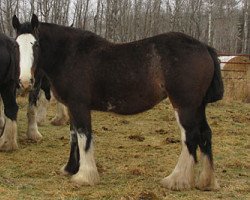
xmin=31 ymin=14 xmax=39 ymax=30
xmin=12 ymin=15 xmax=20 ymax=30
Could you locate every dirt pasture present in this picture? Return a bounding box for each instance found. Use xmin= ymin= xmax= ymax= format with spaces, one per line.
xmin=0 ymin=98 xmax=249 ymax=200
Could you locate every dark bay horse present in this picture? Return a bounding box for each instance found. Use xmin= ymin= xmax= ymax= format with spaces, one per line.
xmin=12 ymin=14 xmax=224 ymax=191
xmin=0 ymin=33 xmax=19 ymax=151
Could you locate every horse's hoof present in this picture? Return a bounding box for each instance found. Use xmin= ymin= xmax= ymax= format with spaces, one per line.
xmin=0 ymin=137 xmax=18 ymax=151
xmin=36 ymin=118 xmax=46 ymax=126
xmin=160 ymin=174 xmax=194 ymax=191
xmin=51 ymin=117 xmax=67 ymax=126
xmin=0 ymin=119 xmax=18 ymax=151
xmin=27 ymin=130 xmax=43 ymax=142
xmin=71 ymin=169 xmax=100 ymax=186
xmin=196 ymin=176 xmax=220 ymax=191
xmin=60 ymin=165 xmax=71 ymax=176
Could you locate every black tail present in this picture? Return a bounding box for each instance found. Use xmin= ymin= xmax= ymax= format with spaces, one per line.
xmin=204 ymin=46 xmax=224 ymax=103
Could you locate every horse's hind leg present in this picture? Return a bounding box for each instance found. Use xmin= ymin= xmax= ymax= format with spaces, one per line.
xmin=161 ymin=107 xmax=199 ymax=190
xmin=197 ymin=105 xmax=219 ymax=190
xmin=0 ymin=84 xmax=18 ymax=151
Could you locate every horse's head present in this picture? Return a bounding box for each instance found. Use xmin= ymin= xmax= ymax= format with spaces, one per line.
xmin=12 ymin=14 xmax=39 ymax=91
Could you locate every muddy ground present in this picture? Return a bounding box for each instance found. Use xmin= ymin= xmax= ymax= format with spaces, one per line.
xmin=0 ymin=98 xmax=249 ymax=200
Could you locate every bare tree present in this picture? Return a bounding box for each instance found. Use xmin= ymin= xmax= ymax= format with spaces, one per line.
xmin=0 ymin=0 xmax=248 ymax=53
xmin=207 ymin=0 xmax=214 ymax=46
xmin=243 ymin=0 xmax=249 ymax=53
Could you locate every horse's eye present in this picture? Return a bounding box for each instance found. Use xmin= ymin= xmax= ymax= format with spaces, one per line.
xmin=30 ymin=78 xmax=34 ymax=84
xmin=34 ymin=43 xmax=39 ymax=48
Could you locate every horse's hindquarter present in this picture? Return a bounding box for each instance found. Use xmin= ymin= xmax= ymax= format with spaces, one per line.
xmin=156 ymin=33 xmax=214 ymax=107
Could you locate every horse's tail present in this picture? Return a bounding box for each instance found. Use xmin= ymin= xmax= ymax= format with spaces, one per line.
xmin=204 ymin=46 xmax=224 ymax=103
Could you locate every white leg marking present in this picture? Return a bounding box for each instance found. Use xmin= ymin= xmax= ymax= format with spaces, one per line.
xmin=197 ymin=153 xmax=219 ymax=190
xmin=161 ymin=111 xmax=195 ymax=190
xmin=0 ymin=96 xmax=5 ymax=131
xmin=27 ymin=104 xmax=42 ymax=141
xmin=71 ymin=133 xmax=100 ymax=186
xmin=0 ymin=117 xmax=18 ymax=151
xmin=36 ymin=91 xmax=49 ymax=125
xmin=51 ymin=102 xmax=69 ymax=126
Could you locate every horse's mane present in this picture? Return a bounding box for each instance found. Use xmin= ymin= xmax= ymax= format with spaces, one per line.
xmin=0 ymin=33 xmax=17 ymax=49
xmin=39 ymin=23 xmax=109 ymax=44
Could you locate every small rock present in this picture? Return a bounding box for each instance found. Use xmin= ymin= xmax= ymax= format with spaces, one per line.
xmin=165 ymin=137 xmax=180 ymax=144
xmin=138 ymin=191 xmax=159 ymax=200
xmin=128 ymin=135 xmax=145 ymax=142
xmin=102 ymin=126 xmax=109 ymax=131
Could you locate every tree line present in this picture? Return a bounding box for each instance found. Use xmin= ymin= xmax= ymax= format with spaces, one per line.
xmin=0 ymin=0 xmax=249 ymax=54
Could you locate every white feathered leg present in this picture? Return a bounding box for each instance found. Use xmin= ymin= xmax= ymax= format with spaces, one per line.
xmin=71 ymin=133 xmax=99 ymax=186
xmin=27 ymin=103 xmax=42 ymax=141
xmin=36 ymin=91 xmax=49 ymax=126
xmin=0 ymin=117 xmax=18 ymax=151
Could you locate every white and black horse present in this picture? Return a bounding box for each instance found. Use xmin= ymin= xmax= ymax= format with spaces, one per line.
xmin=0 ymin=33 xmax=19 ymax=151
xmin=12 ymin=14 xmax=224 ymax=191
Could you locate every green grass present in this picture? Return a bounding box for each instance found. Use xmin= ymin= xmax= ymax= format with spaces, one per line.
xmin=0 ymin=98 xmax=249 ymax=200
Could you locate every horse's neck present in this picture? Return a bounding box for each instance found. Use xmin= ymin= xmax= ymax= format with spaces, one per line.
xmin=38 ymin=24 xmax=65 ymax=73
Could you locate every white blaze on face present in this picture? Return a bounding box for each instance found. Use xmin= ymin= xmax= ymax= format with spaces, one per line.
xmin=16 ymin=34 xmax=36 ymax=88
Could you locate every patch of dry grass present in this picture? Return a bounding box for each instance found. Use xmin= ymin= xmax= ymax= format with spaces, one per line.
xmin=0 ymin=98 xmax=249 ymax=200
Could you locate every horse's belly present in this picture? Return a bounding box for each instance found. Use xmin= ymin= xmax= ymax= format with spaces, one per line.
xmin=105 ymin=91 xmax=167 ymax=115
xmin=93 ymin=71 xmax=167 ymax=114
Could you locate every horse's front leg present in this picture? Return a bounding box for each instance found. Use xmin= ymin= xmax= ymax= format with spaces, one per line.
xmin=63 ymin=103 xmax=99 ymax=186
xmin=0 ymin=84 xmax=18 ymax=151
xmin=26 ymin=90 xmax=42 ymax=141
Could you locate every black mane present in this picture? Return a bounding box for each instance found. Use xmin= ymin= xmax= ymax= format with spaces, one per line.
xmin=39 ymin=23 xmax=109 ymax=44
